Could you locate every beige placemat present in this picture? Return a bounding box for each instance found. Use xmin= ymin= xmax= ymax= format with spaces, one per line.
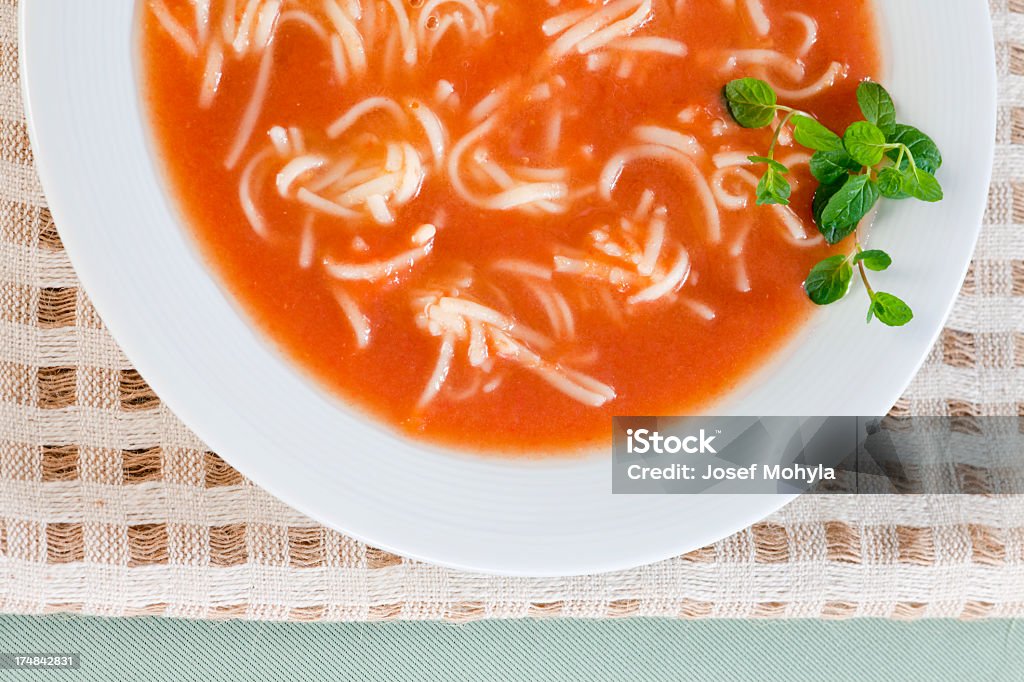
xmin=1 ymin=0 xmax=1023 ymax=621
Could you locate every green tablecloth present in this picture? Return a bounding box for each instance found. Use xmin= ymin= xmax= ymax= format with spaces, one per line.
xmin=0 ymin=616 xmax=1019 ymax=680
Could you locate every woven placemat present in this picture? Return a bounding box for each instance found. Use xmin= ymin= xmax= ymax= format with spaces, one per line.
xmin=1 ymin=0 xmax=1023 ymax=621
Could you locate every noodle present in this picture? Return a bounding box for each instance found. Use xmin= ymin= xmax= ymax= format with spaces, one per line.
xmin=326 ymin=240 xmax=435 ymax=281
xmin=298 ymin=215 xmax=316 ymax=269
xmin=193 ymin=0 xmax=212 ymax=44
xmin=295 ymin=187 xmax=361 ymax=218
xmin=418 ymin=333 xmax=456 ymax=407
xmin=492 ymin=259 xmax=554 ymax=280
xmin=225 ymin=43 xmax=276 ymax=169
xmin=547 ymin=0 xmax=647 ymax=58
xmin=327 ymin=97 xmax=405 ymax=139
xmin=628 ymin=247 xmax=690 ymax=304
xmin=742 ymin=0 xmax=770 ymax=36
xmin=612 ymin=36 xmax=687 ymax=56
xmin=150 ymin=0 xmax=199 ymax=57
xmin=279 ymin=9 xmax=331 ymax=38
xmin=333 ymin=288 xmax=372 ymax=348
xmin=574 ymin=0 xmax=653 ymax=54
xmin=239 ymin=148 xmax=273 ymax=238
xmin=725 ymin=49 xmax=804 ymax=81
xmin=323 ymin=0 xmax=368 ymax=76
xmin=448 ymin=117 xmax=570 ymax=214
xmin=683 ymin=299 xmax=717 ymax=321
xmin=600 ymin=143 xmax=721 ymax=243
xmin=785 ymin=11 xmax=818 ymax=57
xmin=766 ymin=61 xmax=847 ymax=100
xmin=637 ymin=207 xmax=666 ymax=276
xmin=198 ymin=40 xmax=225 ymax=108
xmin=382 ymin=0 xmax=417 ymax=65
xmin=276 ymin=155 xmax=328 ymax=197
xmin=407 ymin=101 xmax=448 ymax=166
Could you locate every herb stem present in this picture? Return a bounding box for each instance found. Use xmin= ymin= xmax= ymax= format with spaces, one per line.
xmin=851 ymin=238 xmax=876 ymax=296
xmin=857 ymin=259 xmax=876 ymax=299
xmin=902 ymin=144 xmax=918 ymax=172
xmin=894 ymin=145 xmax=906 ymax=170
xmin=768 ymin=110 xmax=798 ymax=159
xmin=854 ymin=240 xmax=876 ymax=299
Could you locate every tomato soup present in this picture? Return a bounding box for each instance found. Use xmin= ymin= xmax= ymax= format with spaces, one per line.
xmin=142 ymin=0 xmax=881 ymax=453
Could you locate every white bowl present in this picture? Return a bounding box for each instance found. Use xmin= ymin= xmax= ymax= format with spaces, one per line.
xmin=20 ymin=1 xmax=996 ymax=576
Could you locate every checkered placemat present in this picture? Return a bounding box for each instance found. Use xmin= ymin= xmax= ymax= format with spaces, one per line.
xmin=1 ymin=0 xmax=1022 ymax=620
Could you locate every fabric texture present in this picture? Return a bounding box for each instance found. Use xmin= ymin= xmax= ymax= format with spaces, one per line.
xmin=1 ymin=0 xmax=1023 ymax=621
xmin=0 ymin=616 xmax=1023 ymax=681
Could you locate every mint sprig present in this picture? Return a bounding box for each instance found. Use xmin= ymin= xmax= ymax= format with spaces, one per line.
xmin=723 ymin=78 xmax=944 ymax=327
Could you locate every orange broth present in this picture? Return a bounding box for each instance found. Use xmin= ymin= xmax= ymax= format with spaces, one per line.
xmin=142 ymin=0 xmax=882 ymax=454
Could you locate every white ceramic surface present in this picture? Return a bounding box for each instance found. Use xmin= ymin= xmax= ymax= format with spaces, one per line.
xmin=20 ymin=1 xmax=995 ymax=576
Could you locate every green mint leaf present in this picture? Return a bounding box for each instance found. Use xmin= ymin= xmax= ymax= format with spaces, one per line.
xmin=856 ymin=82 xmax=897 ymax=138
xmin=724 ymin=78 xmax=777 ymax=129
xmin=876 ymin=167 xmax=909 ymax=200
xmin=843 ymin=121 xmax=888 ymax=167
xmin=887 ymin=125 xmax=942 ymax=173
xmin=819 ymin=220 xmax=859 ymax=246
xmin=900 ymin=166 xmax=944 ymax=203
xmin=809 ymin=149 xmax=860 ymax=184
xmin=812 ymin=179 xmax=846 ymax=228
xmin=748 ymin=155 xmax=789 ymax=174
xmin=853 ymin=249 xmax=892 ymax=271
xmin=755 ymin=166 xmax=792 ymax=206
xmin=792 ymin=115 xmax=843 ymax=152
xmin=804 ymin=255 xmax=853 ymax=305
xmin=820 ymin=174 xmax=880 ymax=244
xmin=869 ymin=292 xmax=914 ymax=327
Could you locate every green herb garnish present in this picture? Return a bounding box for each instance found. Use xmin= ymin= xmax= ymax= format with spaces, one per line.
xmin=804 ymin=255 xmax=852 ymax=306
xmin=853 ymin=249 xmax=892 ymax=272
xmin=723 ymin=78 xmax=944 ymax=327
